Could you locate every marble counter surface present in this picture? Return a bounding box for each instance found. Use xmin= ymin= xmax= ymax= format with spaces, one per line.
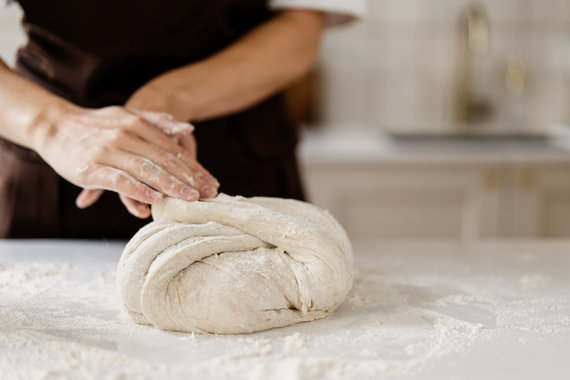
xmin=1 ymin=239 xmax=569 ymax=379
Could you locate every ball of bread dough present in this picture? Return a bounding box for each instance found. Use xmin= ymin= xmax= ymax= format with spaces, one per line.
xmin=117 ymin=194 xmax=353 ymax=334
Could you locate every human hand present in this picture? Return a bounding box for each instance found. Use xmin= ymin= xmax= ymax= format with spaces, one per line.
xmin=120 ymin=75 xmax=208 ymax=217
xmin=77 ymin=111 xmax=205 ymax=218
xmin=116 ymin=77 xmax=207 ymax=217
xmin=35 ymin=105 xmax=218 ymax=217
xmin=125 ymin=71 xmax=193 ymax=123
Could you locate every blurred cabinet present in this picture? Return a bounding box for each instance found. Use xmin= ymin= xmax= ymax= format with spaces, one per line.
xmin=302 ymin=163 xmax=570 ymax=241
xmin=509 ymin=166 xmax=570 ymax=238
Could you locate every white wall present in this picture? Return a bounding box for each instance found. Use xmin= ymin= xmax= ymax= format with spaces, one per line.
xmin=2 ymin=1 xmax=570 ymax=134
xmin=316 ymin=0 xmax=570 ymax=133
xmin=0 ymin=3 xmax=25 ymax=66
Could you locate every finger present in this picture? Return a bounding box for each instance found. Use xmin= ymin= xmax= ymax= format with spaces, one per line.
xmin=121 ymin=134 xmax=218 ymax=199
xmin=101 ymin=151 xmax=200 ymax=202
xmin=76 ymin=189 xmax=104 ymax=208
xmin=131 ymin=110 xmax=195 ymax=137
xmin=179 ymin=135 xmax=197 ymax=159
xmin=123 ymin=115 xmax=218 ymax=188
xmin=174 ymin=148 xmax=219 ymax=193
xmin=125 ymin=114 xmax=187 ymax=153
xmin=119 ymin=193 xmax=151 ymax=219
xmin=84 ymin=165 xmax=163 ymax=205
xmin=133 ymin=120 xmax=213 ymax=182
xmin=176 ymin=137 xmax=219 ymax=199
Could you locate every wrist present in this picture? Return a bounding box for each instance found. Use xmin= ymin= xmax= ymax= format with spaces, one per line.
xmin=30 ymin=97 xmax=79 ymax=155
xmin=162 ymin=64 xmax=205 ymax=122
xmin=173 ymin=84 xmax=197 ymax=122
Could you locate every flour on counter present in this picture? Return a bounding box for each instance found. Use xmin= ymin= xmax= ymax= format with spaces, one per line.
xmin=1 ymin=245 xmax=569 ymax=380
xmin=519 ymin=273 xmax=547 ymax=288
xmin=0 ymin=262 xmax=72 ymax=304
xmin=283 ymin=333 xmax=307 ymax=353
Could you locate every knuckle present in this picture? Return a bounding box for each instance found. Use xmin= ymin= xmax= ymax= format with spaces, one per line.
xmin=114 ymin=128 xmax=129 ymax=141
xmin=97 ymin=105 xmax=120 ymax=116
xmin=133 ymin=184 xmax=156 ymax=202
xmin=92 ymin=144 xmax=112 ymax=161
xmin=117 ymin=175 xmax=139 ymax=194
xmin=178 ymin=150 xmax=198 ymax=166
xmin=137 ymin=157 xmax=159 ymax=178
xmin=133 ymin=114 xmax=146 ymax=125
xmin=106 ymin=105 xmax=122 ymax=112
xmin=132 ymin=115 xmax=150 ymax=129
xmin=120 ymin=114 xmax=143 ymax=130
xmin=127 ymin=183 xmax=143 ymax=197
xmin=76 ymin=162 xmax=98 ymax=182
xmin=161 ymin=152 xmax=179 ymax=170
xmin=106 ymin=128 xmax=130 ymax=149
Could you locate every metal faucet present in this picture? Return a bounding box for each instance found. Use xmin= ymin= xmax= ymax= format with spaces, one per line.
xmin=452 ymin=4 xmax=494 ymax=126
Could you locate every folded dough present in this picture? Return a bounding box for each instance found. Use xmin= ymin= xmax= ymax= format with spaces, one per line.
xmin=117 ymin=194 xmax=353 ymax=334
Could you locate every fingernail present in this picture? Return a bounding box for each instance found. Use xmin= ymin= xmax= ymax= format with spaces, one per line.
xmin=181 ymin=186 xmax=199 ymax=201
xmin=202 ymin=186 xmax=217 ymax=198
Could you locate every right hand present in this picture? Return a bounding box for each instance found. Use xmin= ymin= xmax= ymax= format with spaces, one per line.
xmin=35 ymin=105 xmax=219 ymax=209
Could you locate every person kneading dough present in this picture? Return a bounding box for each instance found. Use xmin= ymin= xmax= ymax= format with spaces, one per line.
xmin=0 ymin=0 xmax=364 ymax=239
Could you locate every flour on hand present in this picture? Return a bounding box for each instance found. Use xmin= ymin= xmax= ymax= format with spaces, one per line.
xmin=117 ymin=194 xmax=353 ymax=334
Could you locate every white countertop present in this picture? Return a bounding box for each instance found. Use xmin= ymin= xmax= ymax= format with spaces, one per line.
xmin=298 ymin=130 xmax=570 ymax=166
xmin=1 ymin=239 xmax=569 ymax=380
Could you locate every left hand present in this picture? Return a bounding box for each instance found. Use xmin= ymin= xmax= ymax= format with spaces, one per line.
xmin=124 ymin=77 xmax=201 ymax=217
xmin=76 ymin=79 xmax=211 ymax=219
xmin=125 ymin=71 xmax=193 ymax=122
xmin=117 ymin=132 xmax=199 ymax=218
xmin=119 ymin=126 xmax=199 ymax=218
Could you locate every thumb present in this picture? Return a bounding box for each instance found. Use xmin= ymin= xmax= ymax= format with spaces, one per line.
xmin=76 ymin=189 xmax=105 ymax=208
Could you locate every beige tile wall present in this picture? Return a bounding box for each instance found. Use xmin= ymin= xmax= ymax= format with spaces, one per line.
xmin=2 ymin=1 xmax=570 ymax=134
xmin=317 ymin=0 xmax=570 ymax=133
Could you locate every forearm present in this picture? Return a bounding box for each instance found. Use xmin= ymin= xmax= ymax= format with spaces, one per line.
xmin=131 ymin=10 xmax=325 ymax=122
xmin=0 ymin=60 xmax=218 ymax=212
xmin=0 ymin=59 xmax=72 ymax=151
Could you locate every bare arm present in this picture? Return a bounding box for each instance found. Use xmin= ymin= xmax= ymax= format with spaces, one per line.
xmin=0 ymin=59 xmax=69 ymax=150
xmin=126 ymin=10 xmax=325 ymax=121
xmin=0 ymin=59 xmax=218 ymax=217
xmin=66 ymin=9 xmax=323 ymax=214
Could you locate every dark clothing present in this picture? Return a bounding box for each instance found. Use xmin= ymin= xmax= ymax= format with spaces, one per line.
xmin=0 ymin=0 xmax=304 ymax=238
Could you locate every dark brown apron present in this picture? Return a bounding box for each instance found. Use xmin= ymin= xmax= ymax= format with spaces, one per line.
xmin=0 ymin=0 xmax=304 ymax=239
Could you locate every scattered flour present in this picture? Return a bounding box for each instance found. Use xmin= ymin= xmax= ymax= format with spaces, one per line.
xmin=0 ymin=250 xmax=568 ymax=380
xmin=519 ymin=273 xmax=547 ymax=288
xmin=283 ymin=333 xmax=307 ymax=354
xmin=0 ymin=262 xmax=72 ymax=304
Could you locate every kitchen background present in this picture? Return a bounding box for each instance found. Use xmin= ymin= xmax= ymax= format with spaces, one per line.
xmin=316 ymin=0 xmax=570 ymax=133
xmin=2 ymin=1 xmax=570 ymax=242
